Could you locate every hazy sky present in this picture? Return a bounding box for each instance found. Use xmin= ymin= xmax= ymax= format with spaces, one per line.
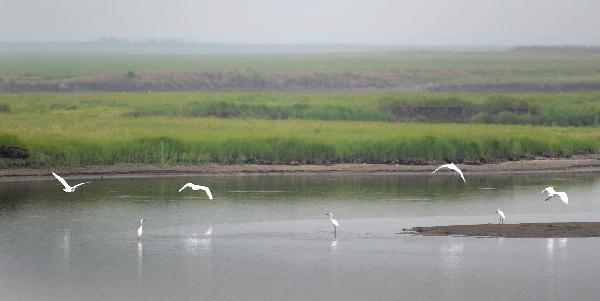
xmin=1 ymin=0 xmax=599 ymax=45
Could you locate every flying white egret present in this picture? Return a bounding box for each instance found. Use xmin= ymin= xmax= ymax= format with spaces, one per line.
xmin=137 ymin=218 xmax=145 ymax=240
xmin=204 ymin=226 xmax=213 ymax=236
xmin=325 ymin=213 xmax=340 ymax=235
xmin=542 ymin=187 xmax=568 ymax=205
xmin=431 ymin=163 xmax=466 ymax=184
xmin=52 ymin=172 xmax=90 ymax=192
xmin=496 ymin=209 xmax=506 ymax=224
xmin=178 ymin=183 xmax=213 ymax=200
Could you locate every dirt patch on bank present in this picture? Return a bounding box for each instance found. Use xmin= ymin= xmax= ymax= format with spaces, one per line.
xmin=391 ymin=104 xmax=474 ymax=122
xmin=404 ymin=222 xmax=600 ymax=238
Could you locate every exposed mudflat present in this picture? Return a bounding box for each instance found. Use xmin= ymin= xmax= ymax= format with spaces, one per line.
xmin=405 ymin=222 xmax=600 ymax=238
xmin=1 ymin=158 xmax=600 ymax=182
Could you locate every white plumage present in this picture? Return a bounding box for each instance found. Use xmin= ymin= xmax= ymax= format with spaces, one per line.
xmin=52 ymin=172 xmax=90 ymax=192
xmin=137 ymin=218 xmax=145 ymax=240
xmin=431 ymin=163 xmax=466 ymax=184
xmin=326 ymin=213 xmax=340 ymax=234
xmin=496 ymin=209 xmax=506 ymax=224
xmin=178 ymin=183 xmax=213 ymax=199
xmin=542 ymin=187 xmax=568 ymax=205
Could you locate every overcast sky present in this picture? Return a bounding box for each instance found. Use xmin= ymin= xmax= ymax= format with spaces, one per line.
xmin=1 ymin=0 xmax=599 ymax=45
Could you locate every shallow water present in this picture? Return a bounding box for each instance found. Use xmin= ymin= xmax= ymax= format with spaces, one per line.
xmin=1 ymin=173 xmax=600 ymax=300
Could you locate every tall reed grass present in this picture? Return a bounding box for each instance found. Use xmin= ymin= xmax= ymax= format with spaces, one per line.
xmin=1 ymin=111 xmax=599 ymax=167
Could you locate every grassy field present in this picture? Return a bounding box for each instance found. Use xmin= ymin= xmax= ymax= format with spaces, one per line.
xmin=3 ymin=92 xmax=600 ymax=126
xmin=1 ymin=92 xmax=600 ymax=167
xmin=1 ymin=51 xmax=600 ymax=86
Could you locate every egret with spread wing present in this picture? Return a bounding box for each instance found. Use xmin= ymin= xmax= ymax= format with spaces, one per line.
xmin=178 ymin=183 xmax=213 ymax=200
xmin=542 ymin=187 xmax=568 ymax=205
xmin=52 ymin=172 xmax=90 ymax=192
xmin=432 ymin=163 xmax=466 ymax=184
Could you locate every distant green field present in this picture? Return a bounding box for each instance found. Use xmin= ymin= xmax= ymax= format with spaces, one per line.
xmin=1 ymin=92 xmax=600 ymax=167
xmin=1 ymin=51 xmax=599 ymax=86
xmin=3 ymin=91 xmax=600 ymax=126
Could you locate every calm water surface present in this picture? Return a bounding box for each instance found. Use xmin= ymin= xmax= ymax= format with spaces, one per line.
xmin=1 ymin=173 xmax=600 ymax=300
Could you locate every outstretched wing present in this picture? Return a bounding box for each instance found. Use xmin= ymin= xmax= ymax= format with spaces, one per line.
xmin=198 ymin=186 xmax=213 ymax=200
xmin=557 ymin=192 xmax=568 ymax=205
xmin=431 ymin=164 xmax=450 ymax=174
xmin=447 ymin=164 xmax=467 ymax=184
xmin=52 ymin=172 xmax=71 ymax=189
xmin=178 ymin=183 xmax=193 ymax=192
xmin=72 ymin=181 xmax=90 ymax=189
xmin=432 ymin=164 xmax=466 ymax=183
xmin=542 ymin=187 xmax=554 ymax=195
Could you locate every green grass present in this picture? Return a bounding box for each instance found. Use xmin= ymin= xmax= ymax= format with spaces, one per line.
xmin=1 ymin=92 xmax=600 ymax=167
xmin=4 ymin=92 xmax=600 ymax=126
xmin=1 ymin=51 xmax=600 ymax=86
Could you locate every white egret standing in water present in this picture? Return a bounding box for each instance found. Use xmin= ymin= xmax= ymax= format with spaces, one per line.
xmin=178 ymin=183 xmax=213 ymax=200
xmin=325 ymin=213 xmax=340 ymax=236
xmin=137 ymin=218 xmax=145 ymax=240
xmin=52 ymin=172 xmax=90 ymax=192
xmin=431 ymin=163 xmax=466 ymax=184
xmin=496 ymin=209 xmax=506 ymax=224
xmin=542 ymin=187 xmax=568 ymax=205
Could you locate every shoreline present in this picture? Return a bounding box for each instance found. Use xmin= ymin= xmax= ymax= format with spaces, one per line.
xmin=2 ymin=158 xmax=600 ymax=182
xmin=404 ymin=222 xmax=600 ymax=238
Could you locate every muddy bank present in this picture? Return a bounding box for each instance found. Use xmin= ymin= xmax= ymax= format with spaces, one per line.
xmin=2 ymin=70 xmax=600 ymax=93
xmin=429 ymin=82 xmax=600 ymax=93
xmin=2 ymin=158 xmax=600 ymax=182
xmin=0 ymin=70 xmax=419 ymax=93
xmin=404 ymin=222 xmax=600 ymax=238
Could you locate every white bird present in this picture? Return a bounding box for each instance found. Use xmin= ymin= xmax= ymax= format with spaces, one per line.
xmin=137 ymin=218 xmax=145 ymax=240
xmin=178 ymin=183 xmax=213 ymax=199
xmin=431 ymin=163 xmax=466 ymax=184
xmin=542 ymin=187 xmax=568 ymax=205
xmin=204 ymin=226 xmax=213 ymax=236
xmin=496 ymin=209 xmax=506 ymax=224
xmin=325 ymin=213 xmax=340 ymax=235
xmin=52 ymin=172 xmax=90 ymax=192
